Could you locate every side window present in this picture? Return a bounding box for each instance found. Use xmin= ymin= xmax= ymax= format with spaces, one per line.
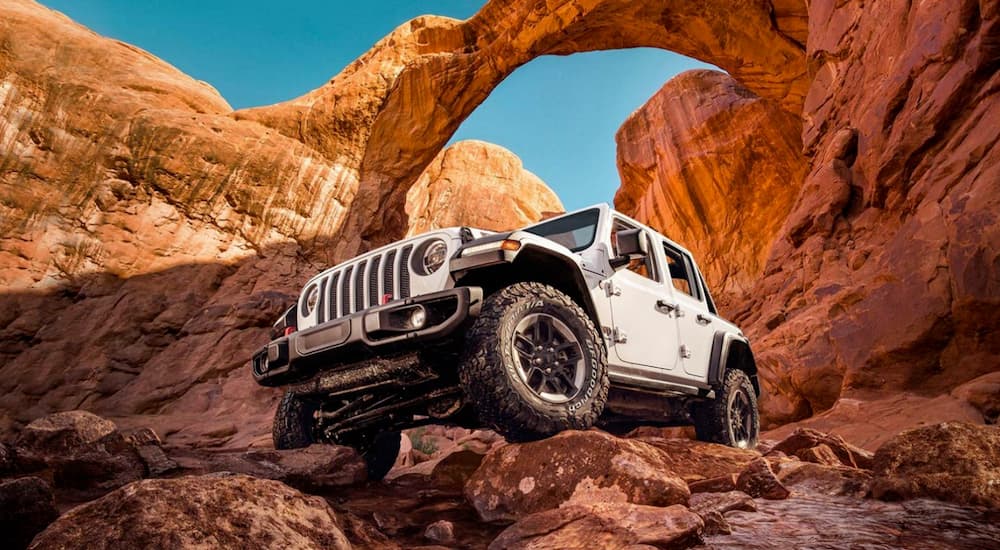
xmin=611 ymin=219 xmax=658 ymax=282
xmin=662 ymin=243 xmax=697 ymax=298
xmin=696 ymin=269 xmax=718 ymax=315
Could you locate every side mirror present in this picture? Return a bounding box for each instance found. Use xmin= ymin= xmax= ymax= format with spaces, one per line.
xmin=610 ymin=228 xmax=647 ymax=269
xmin=614 ymin=228 xmax=647 ymax=256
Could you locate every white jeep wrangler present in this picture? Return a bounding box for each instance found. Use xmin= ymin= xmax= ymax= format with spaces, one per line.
xmin=252 ymin=204 xmax=760 ymax=479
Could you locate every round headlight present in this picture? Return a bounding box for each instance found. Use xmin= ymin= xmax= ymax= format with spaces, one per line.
xmin=302 ymin=285 xmax=320 ymax=316
xmin=421 ymin=240 xmax=448 ymax=275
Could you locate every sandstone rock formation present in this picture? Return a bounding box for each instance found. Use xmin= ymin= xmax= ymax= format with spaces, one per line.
xmin=613 ymin=0 xmax=999 ymax=437
xmin=615 ymin=70 xmax=806 ymax=307
xmin=1 ymin=0 xmax=996 ymax=464
xmin=234 ymin=0 xmax=808 ymax=257
xmin=28 ymin=474 xmax=352 ymax=550
xmin=737 ymin=0 xmax=1000 ymax=430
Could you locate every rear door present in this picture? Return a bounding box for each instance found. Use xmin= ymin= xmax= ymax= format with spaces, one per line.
xmin=661 ymin=241 xmax=715 ymax=380
xmin=607 ymin=218 xmax=680 ymax=372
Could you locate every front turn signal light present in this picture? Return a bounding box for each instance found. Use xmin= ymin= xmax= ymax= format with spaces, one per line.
xmin=500 ymin=239 xmax=521 ymax=251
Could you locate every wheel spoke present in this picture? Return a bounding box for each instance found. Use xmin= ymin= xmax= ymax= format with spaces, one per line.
xmin=514 ymin=334 xmax=535 ymax=354
xmin=554 ymin=370 xmax=577 ymax=394
xmin=526 ymin=368 xmax=546 ymax=393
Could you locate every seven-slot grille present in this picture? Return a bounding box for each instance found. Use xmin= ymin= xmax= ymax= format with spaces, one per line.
xmin=311 ymin=244 xmax=415 ymax=323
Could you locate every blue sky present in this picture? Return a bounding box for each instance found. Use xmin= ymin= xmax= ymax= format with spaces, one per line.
xmin=40 ymin=1 xmax=712 ymax=211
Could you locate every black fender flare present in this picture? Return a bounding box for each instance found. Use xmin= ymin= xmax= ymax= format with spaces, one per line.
xmin=707 ymin=331 xmax=760 ymax=396
xmin=450 ymin=243 xmax=601 ymax=335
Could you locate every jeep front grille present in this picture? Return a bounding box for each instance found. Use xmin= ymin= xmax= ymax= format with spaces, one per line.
xmin=315 ymin=245 xmax=414 ymax=321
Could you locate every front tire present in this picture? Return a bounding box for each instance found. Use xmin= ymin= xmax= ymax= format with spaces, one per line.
xmin=693 ymin=369 xmax=760 ymax=449
xmin=273 ymin=390 xmax=316 ymax=450
xmin=459 ymin=282 xmax=609 ymax=442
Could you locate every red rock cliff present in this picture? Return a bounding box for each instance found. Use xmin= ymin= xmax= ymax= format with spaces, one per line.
xmin=615 ymin=70 xmax=806 ymax=309
xmin=614 ymin=0 xmax=998 ymax=432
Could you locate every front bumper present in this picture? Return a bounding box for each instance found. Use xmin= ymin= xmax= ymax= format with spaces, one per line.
xmin=251 ymin=287 xmax=482 ymax=387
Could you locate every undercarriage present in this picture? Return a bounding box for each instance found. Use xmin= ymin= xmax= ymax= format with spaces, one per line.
xmin=289 ymin=349 xmax=472 ymax=446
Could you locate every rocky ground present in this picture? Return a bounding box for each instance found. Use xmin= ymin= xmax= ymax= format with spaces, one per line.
xmin=3 ymin=410 xmax=998 ymax=549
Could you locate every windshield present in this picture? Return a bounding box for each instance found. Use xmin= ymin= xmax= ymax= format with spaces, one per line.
xmin=522 ymin=208 xmax=600 ymax=252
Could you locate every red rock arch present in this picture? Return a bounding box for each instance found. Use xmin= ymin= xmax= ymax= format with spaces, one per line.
xmin=236 ymin=0 xmax=808 ymax=255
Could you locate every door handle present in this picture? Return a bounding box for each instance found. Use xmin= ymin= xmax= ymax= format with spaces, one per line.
xmin=655 ymin=300 xmax=678 ymax=314
xmin=696 ymin=314 xmax=713 ymax=325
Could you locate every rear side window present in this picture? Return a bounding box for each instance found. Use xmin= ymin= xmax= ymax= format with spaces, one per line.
xmin=696 ymin=268 xmax=718 ymax=315
xmin=662 ymin=243 xmax=698 ymax=298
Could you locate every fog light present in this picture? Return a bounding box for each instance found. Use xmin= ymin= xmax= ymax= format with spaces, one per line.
xmin=409 ymin=306 xmax=427 ymax=329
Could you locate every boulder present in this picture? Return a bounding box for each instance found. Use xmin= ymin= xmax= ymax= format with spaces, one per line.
xmin=870 ymin=422 xmax=1000 ymax=508
xmin=773 ymin=461 xmax=872 ymax=498
xmin=488 ymin=503 xmax=703 ymax=550
xmin=15 ymin=411 xmax=145 ymax=497
xmin=424 ymin=520 xmax=456 ymax=545
xmin=630 ymin=437 xmax=761 ymax=482
xmin=249 ymin=445 xmax=368 ymax=489
xmin=465 ymin=430 xmax=689 ymax=522
xmin=951 ymin=372 xmax=1000 ymax=424
xmin=700 ymin=510 xmax=732 ymax=536
xmin=16 ymin=411 xmax=116 ymax=455
xmin=28 ymin=474 xmax=351 ymax=549
xmin=770 ymin=428 xmax=874 ymax=469
xmin=688 ymin=489 xmax=756 ymax=536
xmin=0 ymin=476 xmax=59 ymax=550
xmin=794 ymin=444 xmax=843 ymax=467
xmin=123 ymin=427 xmax=178 ymax=476
xmin=736 ymin=458 xmax=790 ymax=500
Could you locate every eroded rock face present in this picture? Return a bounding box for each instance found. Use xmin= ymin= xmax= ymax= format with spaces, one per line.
xmin=28 ymin=474 xmax=351 ymax=549
xmin=870 ymin=422 xmax=1000 ymax=508
xmin=615 ymin=70 xmax=807 ymax=308
xmin=740 ymin=0 xmax=1000 ymax=430
xmin=464 ymin=430 xmax=690 ymax=523
xmin=609 ymin=0 xmax=999 ymax=436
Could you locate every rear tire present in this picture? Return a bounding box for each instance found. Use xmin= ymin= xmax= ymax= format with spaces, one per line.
xmin=273 ymin=390 xmax=316 ymax=450
xmin=459 ymin=282 xmax=609 ymax=442
xmin=693 ymin=369 xmax=759 ymax=449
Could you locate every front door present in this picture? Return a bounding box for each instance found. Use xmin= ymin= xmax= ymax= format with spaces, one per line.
xmin=606 ymin=221 xmax=680 ymax=372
